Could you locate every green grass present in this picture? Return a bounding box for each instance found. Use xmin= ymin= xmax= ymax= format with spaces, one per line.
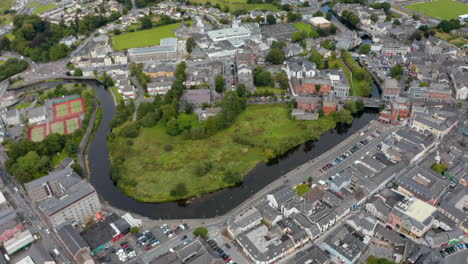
xmin=112 ymin=23 xmax=179 ymax=51
xmin=293 ymin=22 xmax=314 ymax=33
xmin=0 ymin=0 xmax=14 ymax=12
xmin=256 ymin=86 xmax=286 ymax=94
xmin=33 ymin=4 xmax=57 ymax=15
xmin=405 ymin=0 xmax=468 ymax=20
xmin=191 ymin=0 xmax=279 ymax=11
xmin=51 ymin=151 xmax=69 ymax=168
xmin=327 ymin=58 xmax=362 ymax=96
xmin=294 ymin=184 xmax=310 ymax=196
xmin=27 ymin=2 xmax=41 ymax=8
xmin=15 ymin=102 xmax=31 ymax=109
xmin=112 ymin=87 xmax=124 ymax=102
xmin=5 ymin=32 xmax=15 ymax=41
xmin=109 ymin=104 xmax=338 ymax=202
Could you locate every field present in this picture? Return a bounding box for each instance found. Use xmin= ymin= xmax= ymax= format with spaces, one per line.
xmin=110 ymin=104 xmax=337 ymax=202
xmin=112 ymin=23 xmax=180 ymax=51
xmin=294 ymin=184 xmax=311 ymax=196
xmin=293 ymin=22 xmax=314 ymax=33
xmin=27 ymin=2 xmax=41 ymax=8
xmin=53 ymin=98 xmax=85 ymax=120
xmin=32 ymin=4 xmax=57 ymax=15
xmin=65 ymin=117 xmax=80 ymax=133
xmin=54 ymin=104 xmax=69 ymax=119
xmin=435 ymin=30 xmax=468 ymax=47
xmin=0 ymin=0 xmax=15 ymax=12
xmin=256 ymin=86 xmax=286 ymax=94
xmin=191 ymin=0 xmax=279 ymax=11
xmin=50 ymin=121 xmax=65 ymax=134
xmin=28 ymin=124 xmax=46 ymax=142
xmin=405 ymin=0 xmax=468 ymax=20
xmin=70 ymin=100 xmax=84 ymax=114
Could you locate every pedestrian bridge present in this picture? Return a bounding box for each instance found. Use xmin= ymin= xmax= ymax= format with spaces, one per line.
xmin=340 ymin=97 xmax=383 ymax=108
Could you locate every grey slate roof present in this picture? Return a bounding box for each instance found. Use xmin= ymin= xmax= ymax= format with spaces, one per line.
xmin=269 ymin=185 xmax=296 ymax=205
xmin=57 ymin=222 xmax=89 ymax=256
xmin=323 ymin=225 xmax=366 ymax=262
xmin=0 ymin=207 xmax=19 ymax=234
xmin=27 ymin=105 xmax=46 ymax=119
xmin=394 ymin=166 xmax=449 ymax=202
xmin=81 ymin=213 xmax=120 ymax=250
xmin=25 ymin=166 xmax=73 ymax=190
xmin=287 ymin=245 xmax=330 ymax=264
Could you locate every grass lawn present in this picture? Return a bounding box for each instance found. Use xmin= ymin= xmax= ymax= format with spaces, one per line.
xmin=112 ymin=87 xmax=124 ymax=102
xmin=256 ymin=86 xmax=286 ymax=95
xmin=435 ymin=31 xmax=468 ymax=47
xmin=191 ymin=0 xmax=279 ymax=11
xmin=109 ymin=104 xmax=337 ymax=202
xmin=51 ymin=151 xmax=69 ymax=168
xmin=27 ymin=2 xmax=41 ymax=8
xmin=294 ymin=184 xmax=311 ymax=196
xmin=327 ymin=58 xmax=362 ymax=96
xmin=15 ymin=102 xmax=31 ymax=109
xmin=112 ymin=23 xmax=179 ymax=51
xmin=405 ymin=0 xmax=468 ymax=20
xmin=293 ymin=22 xmax=313 ymax=33
xmin=0 ymin=0 xmax=14 ymax=12
xmin=33 ymin=4 xmax=57 ymax=15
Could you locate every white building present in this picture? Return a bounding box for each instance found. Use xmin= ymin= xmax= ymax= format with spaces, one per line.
xmin=147 ymin=81 xmax=171 ymax=96
xmin=2 ymin=109 xmax=22 ymax=126
xmin=27 ymin=106 xmax=47 ymax=124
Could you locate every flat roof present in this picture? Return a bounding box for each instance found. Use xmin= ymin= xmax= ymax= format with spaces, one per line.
xmin=404 ymin=199 xmax=437 ymax=223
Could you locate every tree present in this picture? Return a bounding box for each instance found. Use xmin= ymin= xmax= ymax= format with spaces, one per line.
xmin=170 ymin=182 xmax=188 ymax=197
xmin=141 ymin=16 xmax=152 ymax=29
xmin=166 ymin=117 xmax=181 ymax=136
xmin=292 ymin=31 xmax=307 ymax=43
xmin=130 ymin=226 xmax=139 ymax=235
xmin=215 ymin=74 xmax=225 ymax=93
xmin=237 ymin=83 xmax=247 ymax=97
xmin=393 ymin=19 xmax=401 ymax=25
xmin=224 ymin=170 xmax=242 ymax=184
xmin=356 ymin=99 xmax=365 ymax=112
xmin=308 ymin=29 xmax=319 ymax=38
xmin=370 ymin=14 xmax=378 ymax=23
xmin=186 ymin=37 xmax=196 ymax=53
xmin=74 ymin=68 xmax=83 ymax=76
xmin=184 ymin=103 xmax=194 ymax=114
xmin=266 ymin=14 xmax=276 ymax=24
xmin=255 ymin=71 xmax=273 ymax=86
xmin=307 ymin=177 xmax=313 ymax=183
xmin=326 ymin=12 xmax=332 ymax=21
xmin=419 ymin=81 xmax=429 ymax=87
xmin=266 ymin=48 xmax=285 ymax=65
xmin=275 ymin=71 xmax=289 ymax=90
xmin=313 ymin=10 xmax=324 ymax=17
xmin=193 ymin=227 xmax=208 ymax=238
xmin=344 ymin=101 xmax=357 ymax=114
xmin=366 ymin=256 xmax=395 ymax=264
xmin=390 ymin=64 xmax=403 ymax=80
xmin=360 ymin=43 xmax=371 ymax=54
xmin=335 ymin=109 xmax=353 ymax=125
xmin=431 ymin=163 xmax=447 ymax=174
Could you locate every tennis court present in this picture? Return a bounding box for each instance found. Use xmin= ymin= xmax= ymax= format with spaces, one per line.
xmin=65 ymin=117 xmax=80 ymax=134
xmin=53 ymin=97 xmax=85 ymax=120
xmin=28 ymin=124 xmax=46 ymax=142
xmin=50 ymin=121 xmax=66 ymax=134
xmin=70 ymin=99 xmax=85 ymax=114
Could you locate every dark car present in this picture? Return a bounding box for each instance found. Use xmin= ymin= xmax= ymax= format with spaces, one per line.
xmin=181 ymin=235 xmax=188 ymax=240
xmin=120 ymin=241 xmax=128 ymax=246
xmin=398 ymin=233 xmax=406 ymax=238
xmin=183 ymin=224 xmax=189 ymax=229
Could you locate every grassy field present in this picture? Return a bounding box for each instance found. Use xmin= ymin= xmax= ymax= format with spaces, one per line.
xmin=256 ymin=86 xmax=286 ymax=94
xmin=33 ymin=4 xmax=57 ymax=15
xmin=293 ymin=22 xmax=314 ymax=33
xmin=110 ymin=104 xmax=337 ymax=202
xmin=0 ymin=0 xmax=15 ymax=12
xmin=191 ymin=0 xmax=279 ymax=11
xmin=112 ymin=23 xmax=179 ymax=51
xmin=15 ymin=102 xmax=31 ymax=109
xmin=435 ymin=30 xmax=468 ymax=47
xmin=27 ymin=2 xmax=41 ymax=8
xmin=294 ymin=184 xmax=311 ymax=196
xmin=405 ymin=0 xmax=468 ymax=20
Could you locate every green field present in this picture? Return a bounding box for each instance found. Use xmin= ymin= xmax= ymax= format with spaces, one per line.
xmin=65 ymin=118 xmax=80 ymax=133
xmin=70 ymin=100 xmax=84 ymax=113
xmin=293 ymin=22 xmax=314 ymax=33
xmin=191 ymin=0 xmax=279 ymax=11
xmin=112 ymin=23 xmax=180 ymax=51
xmin=51 ymin=121 xmax=65 ymax=134
xmin=33 ymin=4 xmax=57 ymax=15
xmin=256 ymin=86 xmax=286 ymax=94
xmin=294 ymin=184 xmax=311 ymax=196
xmin=0 ymin=0 xmax=15 ymax=12
xmin=15 ymin=102 xmax=31 ymax=109
xmin=27 ymin=2 xmax=41 ymax=8
xmin=405 ymin=0 xmax=468 ymax=20
xmin=55 ymin=104 xmax=69 ymax=118
xmin=110 ymin=104 xmax=337 ymax=202
xmin=30 ymin=126 xmax=45 ymax=142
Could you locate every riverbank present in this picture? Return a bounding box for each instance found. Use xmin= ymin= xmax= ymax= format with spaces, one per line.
xmin=108 ymin=103 xmax=338 ymax=202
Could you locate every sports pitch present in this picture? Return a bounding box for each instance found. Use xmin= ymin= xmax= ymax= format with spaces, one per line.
xmin=28 ymin=125 xmax=46 ymax=142
xmin=65 ymin=117 xmax=80 ymax=134
xmin=53 ymin=98 xmax=85 ymax=120
xmin=405 ymin=0 xmax=468 ymax=20
xmin=50 ymin=121 xmax=65 ymax=134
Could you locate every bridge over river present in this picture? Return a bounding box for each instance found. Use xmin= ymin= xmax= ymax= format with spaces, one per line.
xmin=340 ymin=96 xmax=383 ymax=108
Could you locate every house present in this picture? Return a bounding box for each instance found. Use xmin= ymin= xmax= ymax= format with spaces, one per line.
xmin=322 ymin=225 xmax=367 ymax=264
xmin=57 ymin=222 xmax=94 ymax=264
xmin=183 ymin=89 xmax=212 ymax=106
xmin=27 ymin=106 xmax=47 ymax=124
xmin=283 ymin=44 xmax=303 ymax=58
xmin=425 ymin=228 xmax=464 ymax=248
xmin=291 ymin=213 xmax=321 ymax=240
xmin=366 ymin=196 xmax=391 ymax=221
xmin=449 ymin=67 xmax=468 ymax=100
xmin=112 ymin=52 xmax=128 ymax=64
xmin=144 ymin=64 xmax=175 ymax=78
xmin=266 ymin=185 xmax=296 ymax=209
xmin=301 ymin=78 xmax=332 ymax=95
xmin=330 ymin=169 xmax=354 ymax=192
xmin=310 ymin=17 xmax=331 ymax=28
xmin=287 ymin=245 xmax=330 ymax=264
xmin=346 ymin=212 xmax=378 ymax=237
xmin=382 ymin=78 xmax=400 ymax=101
xmin=322 ymin=93 xmax=338 ymax=115
xmin=122 ymin=85 xmax=136 ymax=99
xmin=227 ymin=206 xmax=262 ymax=237
xmin=147 ymin=81 xmax=172 ymax=96
xmin=296 ymin=96 xmax=320 ymax=112
xmin=410 ymin=109 xmax=458 ymax=139
xmin=437 ymin=185 xmax=467 ymax=230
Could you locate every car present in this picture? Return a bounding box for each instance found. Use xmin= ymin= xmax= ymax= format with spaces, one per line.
xmin=183 ymin=224 xmax=189 ymax=229
xmin=319 ymin=169 xmax=324 ymax=173
xmin=213 ymin=246 xmax=220 ymax=251
xmin=120 ymin=241 xmax=128 ymax=246
xmin=181 ymin=235 xmax=187 ymax=240
xmin=457 ymin=244 xmax=463 ymax=249
xmin=398 ymin=233 xmax=406 ymax=238
xmin=122 ymin=244 xmax=129 ymax=249
xmin=222 ymin=255 xmax=229 ymax=260
xmin=225 ymin=257 xmax=232 ymax=263
xmin=220 ymin=253 xmax=226 ymax=258
xmin=385 ymin=225 xmax=393 ymax=230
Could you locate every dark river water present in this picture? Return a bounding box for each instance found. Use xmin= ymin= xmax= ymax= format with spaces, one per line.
xmin=20 ymin=76 xmax=380 ymax=219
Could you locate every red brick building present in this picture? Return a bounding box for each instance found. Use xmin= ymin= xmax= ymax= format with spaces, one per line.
xmin=322 ymin=93 xmax=338 ymax=116
xmin=301 ymin=78 xmax=332 ymax=95
xmin=296 ymin=97 xmax=321 ymax=112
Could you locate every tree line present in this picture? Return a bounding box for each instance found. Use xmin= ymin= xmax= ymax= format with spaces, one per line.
xmin=0 ymin=58 xmax=28 ymax=82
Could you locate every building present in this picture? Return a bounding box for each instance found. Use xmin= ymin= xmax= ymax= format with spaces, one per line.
xmin=128 ymin=38 xmax=178 ymax=62
xmin=207 ymin=24 xmax=260 ymax=43
xmin=310 ymin=17 xmax=331 ymax=28
xmin=26 ymin=166 xmax=102 ymax=227
xmin=382 ymin=78 xmax=400 ymax=101
xmin=387 ymin=197 xmax=437 ymax=238
xmin=227 ymin=206 xmax=262 ymax=237
xmin=296 ymin=96 xmax=321 ymax=112
xmin=147 ymin=81 xmax=172 ymax=96
xmin=27 ymin=106 xmax=47 ymax=124
xmin=266 ymin=185 xmax=296 ymax=209
xmin=3 ymin=230 xmax=35 ymax=255
xmin=183 ymin=89 xmax=212 ymax=106
xmin=57 ymin=222 xmax=94 ymax=264
xmin=0 ymin=206 xmax=23 ymax=243
xmin=301 ymin=78 xmax=332 ymax=95
xmin=2 ymin=109 xmax=22 ymax=126
xmin=410 ymin=110 xmax=458 ymax=139
xmin=322 ymin=225 xmax=366 ymax=264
